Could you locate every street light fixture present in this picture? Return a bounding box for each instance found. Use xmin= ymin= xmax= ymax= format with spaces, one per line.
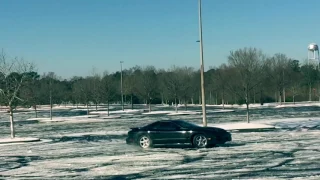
xmin=120 ymin=61 xmax=124 ymax=111
xmin=198 ymin=0 xmax=207 ymax=127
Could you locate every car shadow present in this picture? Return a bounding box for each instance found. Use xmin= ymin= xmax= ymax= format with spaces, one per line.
xmin=135 ymin=143 xmax=246 ymax=150
xmin=152 ymin=144 xmax=195 ymax=149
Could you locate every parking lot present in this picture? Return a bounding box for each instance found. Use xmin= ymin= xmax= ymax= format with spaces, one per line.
xmin=0 ymin=108 xmax=320 ymax=179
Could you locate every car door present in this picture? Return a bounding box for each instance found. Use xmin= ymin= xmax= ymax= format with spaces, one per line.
xmin=149 ymin=122 xmax=183 ymax=144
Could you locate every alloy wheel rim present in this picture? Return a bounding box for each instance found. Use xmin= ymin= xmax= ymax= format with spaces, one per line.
xmin=195 ymin=135 xmax=207 ymax=147
xmin=139 ymin=136 xmax=150 ymax=148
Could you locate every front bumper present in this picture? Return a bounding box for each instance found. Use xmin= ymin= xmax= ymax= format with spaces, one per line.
xmin=223 ymin=132 xmax=232 ymax=142
xmin=126 ymin=137 xmax=135 ymax=144
xmin=208 ymin=133 xmax=232 ymax=144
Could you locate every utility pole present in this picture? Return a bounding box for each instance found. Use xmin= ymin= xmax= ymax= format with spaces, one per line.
xmin=198 ymin=0 xmax=207 ymax=126
xmin=120 ymin=61 xmax=124 ymax=111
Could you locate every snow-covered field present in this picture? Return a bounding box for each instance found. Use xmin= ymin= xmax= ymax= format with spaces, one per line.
xmin=0 ymin=104 xmax=320 ymax=179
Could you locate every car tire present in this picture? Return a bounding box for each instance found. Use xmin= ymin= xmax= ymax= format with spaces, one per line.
xmin=192 ymin=134 xmax=208 ymax=148
xmin=138 ymin=134 xmax=153 ymax=149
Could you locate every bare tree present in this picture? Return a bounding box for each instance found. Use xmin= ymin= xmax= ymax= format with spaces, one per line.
xmin=210 ymin=64 xmax=230 ymax=108
xmin=228 ymin=47 xmax=265 ymax=123
xmin=157 ymin=69 xmax=170 ymax=105
xmin=164 ymin=66 xmax=182 ymax=112
xmin=88 ymin=68 xmax=102 ymax=111
xmin=0 ymin=50 xmax=35 ymax=138
xmin=59 ymin=80 xmax=72 ymax=107
xmin=44 ymin=72 xmax=59 ymax=120
xmin=73 ymin=78 xmax=91 ymax=114
xmin=265 ymin=54 xmax=292 ymax=104
xmin=135 ymin=66 xmax=158 ymax=112
xmin=92 ymin=77 xmax=102 ymax=111
xmin=177 ymin=67 xmax=194 ymax=110
xmin=123 ymin=69 xmax=137 ymax=109
xmin=290 ymin=81 xmax=302 ymax=104
xmin=70 ymin=76 xmax=83 ymax=108
xmin=190 ymin=70 xmax=201 ymax=104
xmin=301 ymin=61 xmax=318 ymax=102
xmin=287 ymin=60 xmax=302 ymax=104
xmin=101 ymin=72 xmax=115 ymax=116
xmin=19 ymin=72 xmax=40 ymax=117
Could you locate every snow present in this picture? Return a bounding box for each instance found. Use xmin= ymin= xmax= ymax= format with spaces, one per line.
xmin=57 ymin=131 xmax=128 ymax=137
xmin=167 ymin=111 xmax=199 ymax=116
xmin=255 ymin=117 xmax=320 ymax=130
xmin=0 ymin=137 xmax=40 ymax=144
xmin=28 ymin=117 xmax=106 ymax=124
xmin=27 ymin=115 xmax=121 ymax=123
xmin=206 ymin=109 xmax=235 ymax=113
xmin=72 ymin=115 xmax=100 ymax=118
xmin=100 ymin=115 xmax=121 ymax=119
xmin=26 ymin=106 xmax=72 ymax=111
xmin=154 ymin=104 xmax=170 ymax=107
xmin=205 ymin=122 xmax=276 ymax=131
xmin=1 ymin=104 xmax=320 ymax=179
xmin=16 ymin=105 xmax=117 ymax=112
xmin=37 ymin=118 xmax=70 ymax=123
xmin=1 ymin=130 xmax=319 ymax=179
xmin=184 ymin=101 xmax=320 ymax=109
xmin=142 ymin=111 xmax=172 ymax=115
xmin=27 ymin=117 xmax=52 ymax=121
xmin=275 ymin=102 xmax=320 ymax=108
xmin=90 ymin=109 xmax=143 ymax=115
xmin=88 ymin=111 xmax=110 ymax=115
xmin=27 ymin=115 xmax=100 ymax=121
xmin=142 ymin=110 xmax=233 ymax=116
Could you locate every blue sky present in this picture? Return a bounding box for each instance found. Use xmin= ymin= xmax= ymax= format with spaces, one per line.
xmin=0 ymin=0 xmax=319 ymax=78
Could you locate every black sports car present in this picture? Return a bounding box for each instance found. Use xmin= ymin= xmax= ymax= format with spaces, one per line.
xmin=126 ymin=120 xmax=232 ymax=148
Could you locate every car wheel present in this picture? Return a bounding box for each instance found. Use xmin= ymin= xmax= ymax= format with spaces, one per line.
xmin=193 ymin=134 xmax=208 ymax=148
xmin=138 ymin=135 xmax=152 ymax=149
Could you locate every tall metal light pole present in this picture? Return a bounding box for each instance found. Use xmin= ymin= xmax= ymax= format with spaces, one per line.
xmin=120 ymin=61 xmax=124 ymax=111
xmin=198 ymin=0 xmax=207 ymax=127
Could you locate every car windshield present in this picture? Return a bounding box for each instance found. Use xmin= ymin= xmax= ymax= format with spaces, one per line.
xmin=173 ymin=121 xmax=199 ymax=128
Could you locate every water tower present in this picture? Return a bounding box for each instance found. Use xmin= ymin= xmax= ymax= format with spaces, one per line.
xmin=308 ymin=43 xmax=319 ymax=66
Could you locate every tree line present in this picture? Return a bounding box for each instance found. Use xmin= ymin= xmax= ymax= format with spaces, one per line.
xmin=1 ymin=48 xmax=320 ymax=137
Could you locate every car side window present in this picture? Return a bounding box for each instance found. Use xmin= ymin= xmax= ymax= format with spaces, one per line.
xmin=151 ymin=122 xmax=179 ymax=131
